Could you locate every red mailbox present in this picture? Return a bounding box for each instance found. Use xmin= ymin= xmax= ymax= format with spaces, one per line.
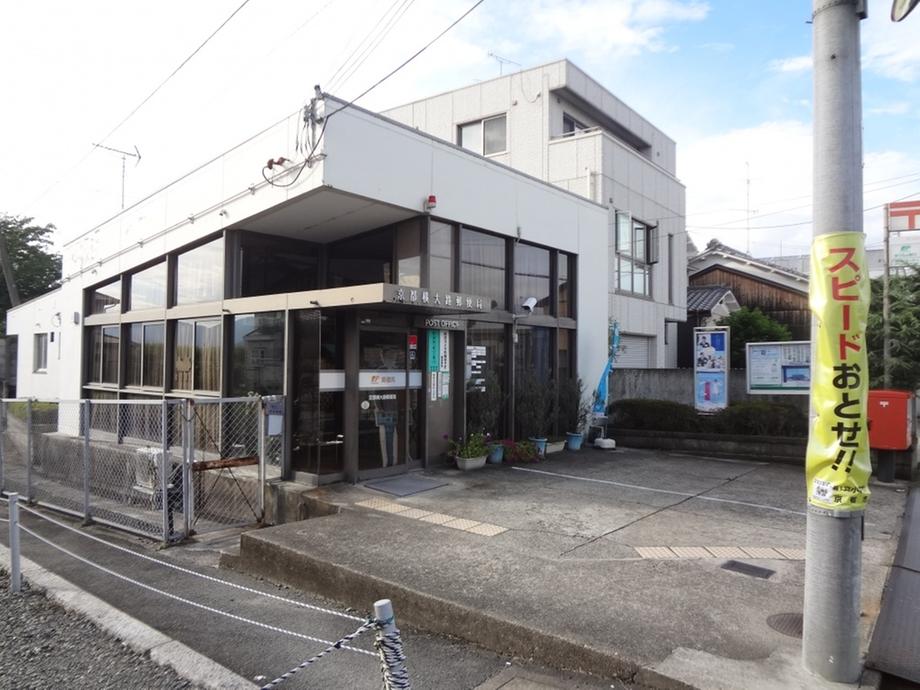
xmin=867 ymin=390 xmax=915 ymax=451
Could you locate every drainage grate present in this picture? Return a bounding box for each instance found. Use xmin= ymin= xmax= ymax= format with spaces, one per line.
xmin=721 ymin=560 xmax=776 ymax=579
xmin=767 ymin=613 xmax=803 ymax=639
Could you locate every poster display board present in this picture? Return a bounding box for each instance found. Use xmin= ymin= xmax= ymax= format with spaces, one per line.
xmin=693 ymin=327 xmax=729 ymax=412
xmin=746 ymin=341 xmax=811 ymax=394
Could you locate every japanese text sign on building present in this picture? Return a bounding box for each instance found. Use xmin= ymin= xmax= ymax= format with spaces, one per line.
xmin=806 ymin=233 xmax=871 ymax=512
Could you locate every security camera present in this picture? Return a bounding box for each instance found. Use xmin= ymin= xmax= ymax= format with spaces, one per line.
xmin=521 ymin=297 xmax=538 ymax=313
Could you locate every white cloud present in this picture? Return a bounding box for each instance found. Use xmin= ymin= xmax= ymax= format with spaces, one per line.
xmin=523 ymin=0 xmax=709 ymax=60
xmin=863 ymin=10 xmax=920 ymax=82
xmin=769 ymin=55 xmax=812 ymax=73
xmin=701 ymin=42 xmax=734 ymax=53
xmin=868 ymin=102 xmax=910 ymax=116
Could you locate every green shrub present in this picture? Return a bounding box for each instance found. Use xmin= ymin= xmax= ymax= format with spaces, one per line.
xmin=709 ymin=401 xmax=807 ymax=437
xmin=607 ymin=398 xmax=807 ymax=437
xmin=608 ymin=399 xmax=702 ymax=432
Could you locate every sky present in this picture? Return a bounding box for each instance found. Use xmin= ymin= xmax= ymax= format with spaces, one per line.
xmin=2 ymin=0 xmax=919 ymax=259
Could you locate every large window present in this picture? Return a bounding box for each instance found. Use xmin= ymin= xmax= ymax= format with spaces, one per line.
xmin=33 ymin=333 xmax=48 ymax=372
xmin=129 ymin=261 xmax=167 ymax=310
xmin=513 ymin=243 xmax=550 ymax=315
xmin=229 ymin=312 xmax=284 ymax=396
xmin=615 ymin=212 xmax=657 ymax=297
xmin=176 ymin=237 xmax=223 ymax=305
xmin=395 ymin=219 xmax=421 ymax=288
xmin=240 ymin=233 xmax=318 ymax=297
xmin=126 ymin=322 xmax=164 ymax=389
xmin=428 ymin=221 xmax=454 ymax=293
xmin=458 ymin=114 xmax=507 ymax=156
xmin=89 ymin=279 xmax=121 ymax=315
xmin=465 ymin=322 xmax=506 ymax=436
xmin=514 ymin=325 xmax=553 ymax=381
xmin=327 ymin=228 xmax=392 ymax=287
xmin=558 ymin=253 xmax=573 ymax=318
xmin=173 ymin=318 xmax=221 ymax=392
xmin=87 ymin=326 xmax=119 ymax=384
xmin=461 ymin=228 xmax=506 ymax=311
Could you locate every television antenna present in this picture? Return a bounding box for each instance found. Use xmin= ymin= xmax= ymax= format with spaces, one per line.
xmin=487 ymin=51 xmax=520 ymax=76
xmin=92 ymin=143 xmax=141 ymax=209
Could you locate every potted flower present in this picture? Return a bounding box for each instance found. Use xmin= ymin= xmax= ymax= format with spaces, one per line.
xmin=466 ymin=370 xmax=506 ymax=463
xmin=447 ymin=432 xmax=489 ymax=471
xmin=515 ymin=374 xmax=556 ymax=457
xmin=558 ymin=377 xmax=591 ymax=451
xmin=505 ymin=439 xmax=539 ymax=463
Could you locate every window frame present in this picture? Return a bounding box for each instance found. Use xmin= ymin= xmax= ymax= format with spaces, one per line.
xmin=33 ymin=333 xmax=48 ymax=372
xmin=562 ymin=112 xmax=588 ymax=136
xmin=614 ymin=212 xmax=655 ymax=298
xmin=457 ymin=113 xmax=508 ymax=157
xmin=171 ymin=317 xmax=222 ymax=394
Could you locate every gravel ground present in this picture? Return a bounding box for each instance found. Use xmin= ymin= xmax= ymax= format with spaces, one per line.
xmin=0 ymin=568 xmax=196 ymax=690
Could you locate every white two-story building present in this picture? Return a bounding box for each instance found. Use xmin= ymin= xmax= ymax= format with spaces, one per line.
xmin=383 ymin=59 xmax=688 ymax=367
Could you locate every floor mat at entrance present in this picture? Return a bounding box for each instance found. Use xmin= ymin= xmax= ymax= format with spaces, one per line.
xmin=364 ymin=475 xmax=449 ymax=497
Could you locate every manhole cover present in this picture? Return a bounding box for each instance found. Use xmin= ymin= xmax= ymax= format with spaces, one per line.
xmin=721 ymin=560 xmax=775 ymax=579
xmin=767 ymin=612 xmax=803 ymax=639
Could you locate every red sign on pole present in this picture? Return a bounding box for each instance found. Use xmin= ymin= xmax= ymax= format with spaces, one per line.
xmin=888 ymin=200 xmax=920 ymax=231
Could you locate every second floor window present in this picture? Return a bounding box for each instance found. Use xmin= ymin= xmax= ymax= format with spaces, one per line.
xmin=458 ymin=114 xmax=507 ymax=156
xmin=615 ymin=212 xmax=658 ymax=297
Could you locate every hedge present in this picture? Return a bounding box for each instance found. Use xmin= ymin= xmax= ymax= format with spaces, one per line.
xmin=608 ymin=399 xmax=807 ymax=438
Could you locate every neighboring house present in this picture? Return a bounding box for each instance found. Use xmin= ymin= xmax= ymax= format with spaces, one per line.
xmin=676 ymin=285 xmax=740 ymax=368
xmin=7 ymin=91 xmax=610 ymax=484
xmin=764 ymin=246 xmax=899 ymax=279
xmin=688 ymin=240 xmax=810 ymax=340
xmin=383 ymin=59 xmax=688 ymax=369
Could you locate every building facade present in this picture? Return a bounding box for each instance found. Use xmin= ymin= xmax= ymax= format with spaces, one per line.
xmin=8 ymin=93 xmax=610 ymax=484
xmin=383 ymin=59 xmax=688 ymax=368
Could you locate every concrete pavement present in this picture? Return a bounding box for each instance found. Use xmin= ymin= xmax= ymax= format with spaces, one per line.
xmin=227 ymin=448 xmax=905 ymax=689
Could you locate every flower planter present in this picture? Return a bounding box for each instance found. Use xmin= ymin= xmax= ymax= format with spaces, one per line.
xmin=566 ymin=432 xmax=584 ymax=451
xmin=545 ymin=440 xmax=565 ymax=455
xmin=487 ymin=443 xmax=504 ymax=464
xmin=456 ymin=455 xmax=487 ymax=471
xmin=529 ymin=437 xmax=548 ymax=457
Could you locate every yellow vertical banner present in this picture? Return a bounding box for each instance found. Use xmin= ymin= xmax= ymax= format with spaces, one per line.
xmin=806 ymin=232 xmax=871 ymax=511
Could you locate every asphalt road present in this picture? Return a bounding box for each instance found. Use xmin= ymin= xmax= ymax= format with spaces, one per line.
xmin=0 ymin=502 xmax=620 ymax=689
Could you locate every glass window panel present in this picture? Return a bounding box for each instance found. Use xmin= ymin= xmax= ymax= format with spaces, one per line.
xmin=428 ymin=221 xmax=453 ymax=293
xmin=327 ymin=227 xmax=392 ymax=287
xmin=395 ymin=219 xmax=421 ymax=288
xmin=292 ymin=311 xmax=327 ymax=474
xmin=88 ymin=328 xmax=102 ymax=382
xmin=34 ymin=333 xmax=48 ymax=372
xmin=513 ymin=243 xmax=550 ymax=315
xmin=465 ymin=322 xmax=506 ymax=436
xmin=618 ymin=257 xmax=633 ymax=292
xmin=101 ymin=326 xmax=119 ymax=384
xmin=320 ymin=313 xmax=343 ymax=369
xmin=558 ymin=329 xmax=573 ymax=382
xmin=90 ymin=279 xmax=121 ymax=314
xmin=240 ymin=235 xmax=319 ymax=297
xmin=483 ymin=115 xmax=507 ymax=155
xmin=633 ymin=220 xmax=646 ymax=263
xmin=173 ymin=320 xmax=194 ymax=390
xmin=557 ymin=253 xmax=571 ymax=318
xmin=229 ymin=312 xmax=284 ymax=396
xmin=459 ymin=121 xmax=482 ymax=154
xmin=177 ymin=238 xmax=224 ymax=304
xmin=634 ymin=264 xmax=648 ymax=296
xmin=130 ymin=262 xmax=166 ymax=310
xmin=460 ymin=227 xmax=506 ymax=311
xmin=143 ymin=323 xmax=165 ymax=388
xmin=616 ymin=213 xmax=632 ymax=257
xmin=194 ymin=319 xmax=221 ymax=392
xmin=514 ymin=325 xmax=553 ymax=382
xmin=127 ymin=324 xmax=143 ymax=386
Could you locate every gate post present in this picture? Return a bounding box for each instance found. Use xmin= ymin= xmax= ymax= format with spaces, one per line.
xmin=8 ymin=492 xmax=21 ymax=594
xmin=82 ymin=399 xmax=92 ymax=525
xmin=184 ymin=400 xmax=195 ymax=534
xmin=258 ymin=398 xmax=266 ymax=521
xmin=160 ymin=400 xmax=169 ymax=544
xmin=25 ymin=399 xmax=33 ymax=502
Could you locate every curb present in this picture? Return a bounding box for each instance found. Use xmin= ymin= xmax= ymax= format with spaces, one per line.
xmin=0 ymin=542 xmax=255 ymax=690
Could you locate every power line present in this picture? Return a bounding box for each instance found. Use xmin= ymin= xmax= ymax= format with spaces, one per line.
xmin=26 ymin=0 xmax=255 ymax=210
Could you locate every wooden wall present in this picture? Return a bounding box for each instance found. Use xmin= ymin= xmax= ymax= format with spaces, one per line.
xmin=690 ymin=267 xmax=810 ymax=339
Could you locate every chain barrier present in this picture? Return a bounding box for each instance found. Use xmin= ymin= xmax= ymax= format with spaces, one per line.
xmin=16 ymin=503 xmax=363 ymax=622
xmin=16 ymin=523 xmax=377 ymax=656
xmin=260 ymin=619 xmax=377 ymax=689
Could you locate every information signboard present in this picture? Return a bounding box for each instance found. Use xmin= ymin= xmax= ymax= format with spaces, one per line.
xmin=693 ymin=327 xmax=729 ymax=412
xmin=746 ymin=341 xmax=811 ymax=395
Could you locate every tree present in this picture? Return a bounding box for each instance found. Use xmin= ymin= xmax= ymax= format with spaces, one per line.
xmin=867 ymin=269 xmax=920 ymax=391
xmin=716 ymin=307 xmax=792 ymax=369
xmin=0 ymin=214 xmax=62 ymax=333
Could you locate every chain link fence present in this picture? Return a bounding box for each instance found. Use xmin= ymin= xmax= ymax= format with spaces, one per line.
xmin=0 ymin=396 xmax=278 ymax=543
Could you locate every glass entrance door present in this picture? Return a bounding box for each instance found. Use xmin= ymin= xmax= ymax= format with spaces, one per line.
xmin=357 ymin=325 xmax=421 ymax=477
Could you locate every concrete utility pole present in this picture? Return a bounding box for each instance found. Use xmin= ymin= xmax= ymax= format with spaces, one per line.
xmin=803 ymin=0 xmax=865 ymax=682
xmin=883 ymin=205 xmax=892 ymax=387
